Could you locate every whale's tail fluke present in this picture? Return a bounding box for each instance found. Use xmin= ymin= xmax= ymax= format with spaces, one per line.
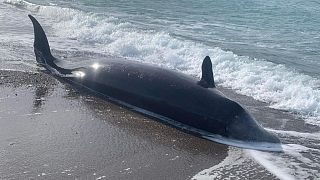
xmin=28 ymin=14 xmax=53 ymax=65
xmin=28 ymin=15 xmax=74 ymax=74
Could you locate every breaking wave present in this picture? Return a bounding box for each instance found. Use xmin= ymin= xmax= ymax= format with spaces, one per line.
xmin=4 ymin=0 xmax=320 ymax=122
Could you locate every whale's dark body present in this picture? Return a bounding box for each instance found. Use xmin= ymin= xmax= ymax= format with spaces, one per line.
xmin=28 ymin=15 xmax=280 ymax=149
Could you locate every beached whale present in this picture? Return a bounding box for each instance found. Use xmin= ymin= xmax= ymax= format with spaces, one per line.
xmin=28 ymin=15 xmax=281 ymax=151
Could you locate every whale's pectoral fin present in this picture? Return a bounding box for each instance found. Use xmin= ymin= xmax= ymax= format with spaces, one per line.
xmin=198 ymin=56 xmax=215 ymax=88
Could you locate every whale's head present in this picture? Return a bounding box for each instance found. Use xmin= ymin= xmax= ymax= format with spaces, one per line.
xmin=221 ymin=100 xmax=280 ymax=143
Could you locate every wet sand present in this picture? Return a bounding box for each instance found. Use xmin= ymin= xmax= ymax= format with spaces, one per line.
xmin=0 ymin=70 xmax=279 ymax=179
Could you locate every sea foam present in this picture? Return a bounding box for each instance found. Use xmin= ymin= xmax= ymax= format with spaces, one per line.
xmin=247 ymin=143 xmax=320 ymax=180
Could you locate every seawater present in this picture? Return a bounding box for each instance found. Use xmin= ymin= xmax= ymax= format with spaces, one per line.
xmin=1 ymin=0 xmax=320 ymax=179
xmin=4 ymin=0 xmax=320 ymax=121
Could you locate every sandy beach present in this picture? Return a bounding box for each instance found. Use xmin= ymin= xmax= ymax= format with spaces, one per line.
xmin=0 ymin=70 xmax=280 ymax=179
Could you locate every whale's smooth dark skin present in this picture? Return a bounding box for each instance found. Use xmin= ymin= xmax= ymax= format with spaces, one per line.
xmin=28 ymin=15 xmax=280 ymax=147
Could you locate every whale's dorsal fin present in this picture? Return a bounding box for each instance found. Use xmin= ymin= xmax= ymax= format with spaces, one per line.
xmin=198 ymin=56 xmax=215 ymax=88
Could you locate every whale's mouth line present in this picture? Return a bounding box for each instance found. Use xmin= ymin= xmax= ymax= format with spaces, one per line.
xmin=131 ymin=105 xmax=283 ymax=152
xmin=202 ymin=134 xmax=283 ymax=152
